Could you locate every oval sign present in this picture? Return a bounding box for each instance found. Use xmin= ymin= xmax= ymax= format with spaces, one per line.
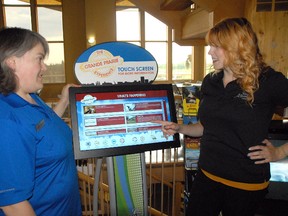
xmin=74 ymin=41 xmax=158 ymax=85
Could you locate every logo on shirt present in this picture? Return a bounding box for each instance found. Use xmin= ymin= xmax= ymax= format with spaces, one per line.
xmin=234 ymin=92 xmax=248 ymax=101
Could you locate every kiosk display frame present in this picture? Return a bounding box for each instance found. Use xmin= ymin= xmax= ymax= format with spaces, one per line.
xmin=69 ymin=83 xmax=180 ymax=159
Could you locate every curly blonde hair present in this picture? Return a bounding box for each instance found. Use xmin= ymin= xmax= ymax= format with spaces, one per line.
xmin=205 ymin=17 xmax=266 ymax=104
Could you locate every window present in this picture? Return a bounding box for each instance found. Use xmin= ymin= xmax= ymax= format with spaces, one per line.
xmin=116 ymin=6 xmax=194 ymax=82
xmin=275 ymin=0 xmax=288 ymax=11
xmin=1 ymin=0 xmax=65 ymax=83
xmin=116 ymin=8 xmax=140 ymax=42
xmin=256 ymin=0 xmax=288 ymax=12
xmin=145 ymin=12 xmax=168 ymax=81
xmin=256 ymin=0 xmax=273 ymax=12
xmin=3 ymin=0 xmax=31 ymax=29
xmin=172 ymin=42 xmax=193 ymax=80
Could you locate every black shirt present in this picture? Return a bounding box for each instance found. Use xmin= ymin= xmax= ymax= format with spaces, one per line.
xmin=198 ymin=67 xmax=288 ymax=183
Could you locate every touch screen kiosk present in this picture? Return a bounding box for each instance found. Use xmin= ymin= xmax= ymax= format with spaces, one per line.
xmin=71 ymin=42 xmax=180 ymax=216
xmin=69 ymin=84 xmax=180 ymax=215
xmin=69 ymin=84 xmax=180 ymax=160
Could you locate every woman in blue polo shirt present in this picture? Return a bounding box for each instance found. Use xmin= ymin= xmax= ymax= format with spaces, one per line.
xmin=0 ymin=27 xmax=82 ymax=215
xmin=155 ymin=18 xmax=288 ymax=216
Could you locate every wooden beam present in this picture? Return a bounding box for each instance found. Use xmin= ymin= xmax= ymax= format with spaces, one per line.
xmin=160 ymin=0 xmax=193 ymax=11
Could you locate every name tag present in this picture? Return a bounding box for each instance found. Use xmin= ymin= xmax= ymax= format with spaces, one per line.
xmin=36 ymin=119 xmax=45 ymax=131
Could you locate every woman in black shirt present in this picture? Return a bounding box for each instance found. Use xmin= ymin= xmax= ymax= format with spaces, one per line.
xmin=155 ymin=17 xmax=288 ymax=216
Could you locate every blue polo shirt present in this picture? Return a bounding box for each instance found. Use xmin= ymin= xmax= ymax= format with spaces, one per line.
xmin=0 ymin=93 xmax=82 ymax=216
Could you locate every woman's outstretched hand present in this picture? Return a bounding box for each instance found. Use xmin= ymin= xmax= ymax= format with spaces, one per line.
xmin=152 ymin=120 xmax=180 ymax=138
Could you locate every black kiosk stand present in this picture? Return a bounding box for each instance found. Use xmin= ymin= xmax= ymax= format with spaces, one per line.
xmin=70 ymin=42 xmax=180 ymax=216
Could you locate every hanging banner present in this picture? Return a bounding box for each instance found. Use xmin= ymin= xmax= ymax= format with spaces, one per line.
xmin=74 ymin=41 xmax=158 ymax=85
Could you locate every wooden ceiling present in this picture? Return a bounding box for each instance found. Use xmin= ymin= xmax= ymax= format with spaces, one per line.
xmin=19 ymin=0 xmax=192 ymax=10
xmin=19 ymin=0 xmax=192 ymax=11
xmin=116 ymin=0 xmax=193 ymax=11
xmin=19 ymin=0 xmax=61 ymax=5
xmin=160 ymin=0 xmax=193 ymax=11
xmin=116 ymin=0 xmax=136 ymax=7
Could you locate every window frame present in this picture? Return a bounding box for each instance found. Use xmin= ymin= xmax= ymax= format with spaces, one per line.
xmin=0 ymin=0 xmax=66 ymax=84
xmin=116 ymin=5 xmax=195 ymax=84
